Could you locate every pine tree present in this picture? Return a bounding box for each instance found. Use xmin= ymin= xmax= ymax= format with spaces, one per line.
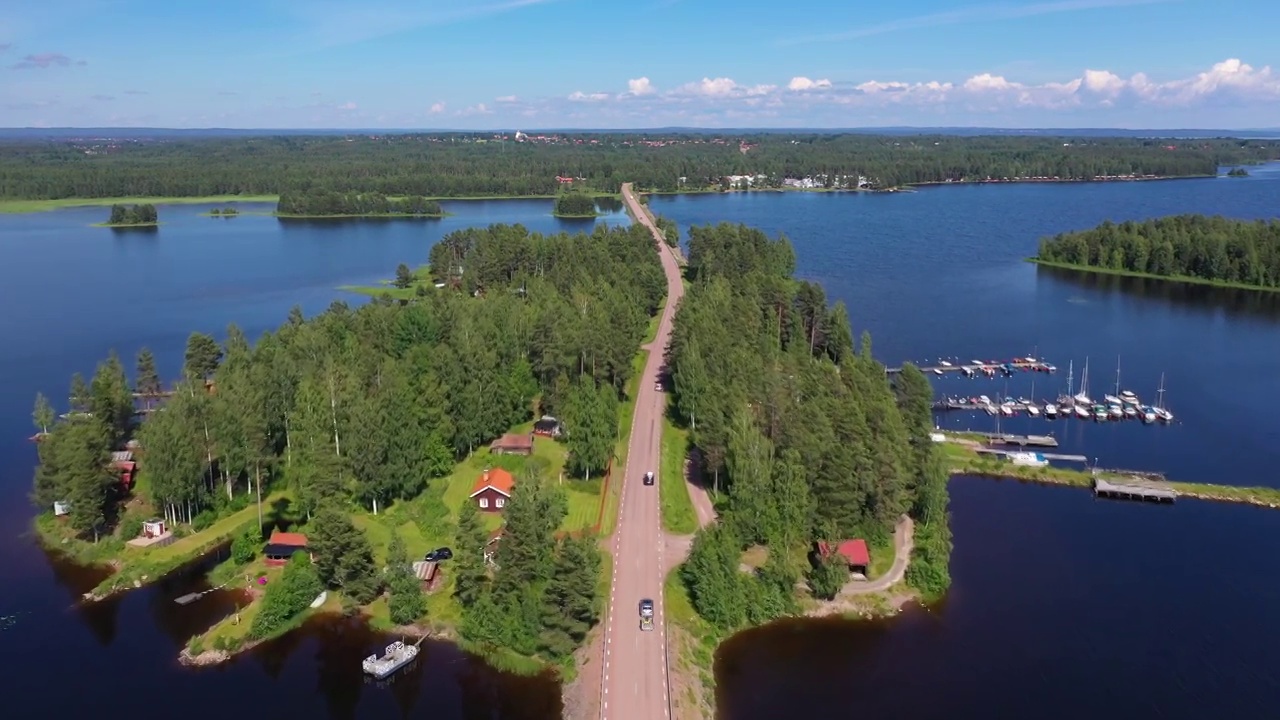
xmin=60 ymin=419 xmax=114 ymax=541
xmin=183 ymin=332 xmax=223 ymax=381
xmin=135 ymin=347 xmax=162 ymax=397
xmin=539 ymin=535 xmax=601 ymax=658
xmin=69 ymin=373 xmax=90 ymax=413
xmin=308 ymin=504 xmax=380 ymax=603
xmin=453 ymin=500 xmax=490 ymax=607
xmin=386 ymin=532 xmax=427 ymax=625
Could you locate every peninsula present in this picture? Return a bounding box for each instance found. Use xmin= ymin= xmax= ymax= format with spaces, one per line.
xmin=33 ymin=221 xmax=667 ymax=674
xmin=275 ymin=190 xmax=445 ymax=218
xmin=1031 ymin=214 xmax=1280 ymax=291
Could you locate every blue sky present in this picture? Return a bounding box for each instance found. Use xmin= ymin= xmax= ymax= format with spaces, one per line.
xmin=3 ymin=0 xmax=1279 ymax=128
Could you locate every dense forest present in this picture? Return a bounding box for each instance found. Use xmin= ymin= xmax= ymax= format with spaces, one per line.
xmin=32 ymin=222 xmax=661 ymax=657
xmin=667 ymin=223 xmax=952 ymax=631
xmin=3 ymin=134 xmax=1276 ymax=200
xmin=1035 ymin=214 xmax=1280 ymax=288
xmin=106 ymin=203 xmax=157 ymax=225
xmin=276 ymin=190 xmax=444 ymax=217
xmin=551 ymin=191 xmax=598 ymax=217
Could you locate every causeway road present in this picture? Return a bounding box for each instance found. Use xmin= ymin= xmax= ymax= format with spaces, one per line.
xmin=598 ymin=184 xmax=686 ymax=720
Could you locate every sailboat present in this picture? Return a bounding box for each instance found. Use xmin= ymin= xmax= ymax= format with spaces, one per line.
xmin=1154 ymin=373 xmax=1174 ymax=423
xmin=1103 ymin=355 xmax=1123 ymax=406
xmin=1073 ymin=357 xmax=1093 ymax=406
xmin=1025 ymin=378 xmax=1040 ymax=417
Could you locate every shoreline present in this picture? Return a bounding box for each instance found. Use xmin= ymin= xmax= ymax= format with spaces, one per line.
xmin=1028 ymin=257 xmax=1280 ymax=294
xmin=0 ymin=175 xmax=1216 ymax=216
xmin=274 ymin=212 xmax=449 ymax=220
xmin=92 ymin=222 xmax=161 ymax=228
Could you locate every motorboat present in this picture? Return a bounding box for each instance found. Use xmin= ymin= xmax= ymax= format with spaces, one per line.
xmin=1074 ymin=405 xmax=1090 ymax=419
xmin=1044 ymin=403 xmax=1058 ymax=418
xmin=1108 ymin=405 xmax=1123 ymax=419
xmin=1008 ymin=451 xmax=1049 ymax=468
xmin=1123 ymin=406 xmax=1138 ymax=419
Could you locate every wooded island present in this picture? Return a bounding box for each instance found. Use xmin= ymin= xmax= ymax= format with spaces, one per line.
xmin=276 ymin=190 xmax=444 ymax=218
xmin=3 ymin=133 xmax=1277 ymax=205
xmin=101 ymin=203 xmax=158 ymax=227
xmin=551 ymin=191 xmax=599 ymax=218
xmin=1032 ymin=214 xmax=1280 ymax=291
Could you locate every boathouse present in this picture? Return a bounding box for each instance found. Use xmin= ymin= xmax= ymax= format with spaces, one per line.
xmin=816 ymin=539 xmax=870 ymax=576
xmin=264 ymin=531 xmax=311 ymax=566
xmin=142 ymin=518 xmax=167 ymax=538
xmin=470 ymin=468 xmax=515 ymax=512
xmin=489 ymin=433 xmax=534 ymax=456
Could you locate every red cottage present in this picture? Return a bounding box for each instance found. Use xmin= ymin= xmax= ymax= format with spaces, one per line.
xmin=469 ymin=468 xmax=515 ymax=512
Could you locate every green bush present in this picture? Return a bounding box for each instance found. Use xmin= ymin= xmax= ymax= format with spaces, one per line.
xmin=118 ymin=516 xmax=144 ymax=540
xmin=191 ymin=510 xmax=217 ymax=532
xmin=231 ymin=526 xmax=259 ymax=565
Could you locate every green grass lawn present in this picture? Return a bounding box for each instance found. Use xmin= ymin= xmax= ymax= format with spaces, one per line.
xmin=659 ymin=418 xmax=698 ymax=534
xmin=0 ymin=195 xmax=280 ymax=214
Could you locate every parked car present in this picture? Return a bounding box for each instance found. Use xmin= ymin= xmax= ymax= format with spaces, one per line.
xmin=424 ymin=547 xmax=453 ymax=562
xmin=639 ymin=598 xmax=654 ymax=631
xmin=654 ymin=380 xmax=663 ymax=392
xmin=643 ymin=471 xmax=655 ymax=486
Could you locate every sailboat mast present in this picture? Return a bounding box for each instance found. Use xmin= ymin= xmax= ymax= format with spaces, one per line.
xmin=1115 ymin=355 xmax=1121 ymax=396
xmin=1067 ymin=360 xmax=1074 ymax=397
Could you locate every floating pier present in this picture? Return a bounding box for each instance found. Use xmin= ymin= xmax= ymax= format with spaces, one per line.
xmin=1093 ymin=477 xmax=1176 ymax=504
xmin=975 ymin=448 xmax=1087 ymax=462
xmin=967 ymin=432 xmax=1059 ymax=448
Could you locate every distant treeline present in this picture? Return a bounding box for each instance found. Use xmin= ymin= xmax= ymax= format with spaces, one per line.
xmin=1035 ymin=214 xmax=1280 ymax=288
xmin=107 ymin=203 xmax=157 ymax=225
xmin=2 ymin=134 xmax=1276 ymax=200
xmin=276 ymin=190 xmax=443 ymax=217
xmin=552 ymin=191 xmax=597 ymax=217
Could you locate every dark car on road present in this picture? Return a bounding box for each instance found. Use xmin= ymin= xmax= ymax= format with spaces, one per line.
xmin=644 ymin=471 xmax=655 ymax=486
xmin=639 ymin=598 xmax=654 ymax=631
xmin=424 ymin=547 xmax=453 ymax=562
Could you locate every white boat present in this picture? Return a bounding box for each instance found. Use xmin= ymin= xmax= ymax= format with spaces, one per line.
xmin=984 ymin=404 xmax=997 ymax=415
xmin=1008 ymin=451 xmax=1049 ymax=467
xmin=1142 ymin=407 xmax=1157 ymax=424
xmin=933 ymin=368 xmax=944 ymax=375
xmin=1103 ymin=394 xmax=1123 ymax=406
xmin=1044 ymin=403 xmax=1058 ymax=418
xmin=1108 ymin=405 xmax=1123 ymax=419
xmin=1073 ymin=357 xmax=1092 ymax=406
xmin=1123 ymin=406 xmax=1137 ymax=418
xmin=310 ymin=591 xmax=327 ymax=609
xmin=1153 ymin=373 xmax=1174 ymax=422
xmin=1026 ymin=405 xmax=1040 ymax=417
xmin=971 ymin=360 xmax=984 ymax=367
xmin=1074 ymin=405 xmax=1090 ymax=419
xmin=978 ymin=395 xmax=991 ymax=405
xmin=1120 ymin=390 xmax=1139 ymax=405
xmin=999 ymin=403 xmax=1014 ymax=416
xmin=939 ymin=361 xmax=952 ymax=367
xmin=362 ymin=640 xmax=420 ymax=680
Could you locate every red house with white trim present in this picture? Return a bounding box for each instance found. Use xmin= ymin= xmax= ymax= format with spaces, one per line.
xmin=470 ymin=468 xmax=515 ymax=512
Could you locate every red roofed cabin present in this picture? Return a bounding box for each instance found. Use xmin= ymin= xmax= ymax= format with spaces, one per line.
xmin=816 ymin=539 xmax=870 ymax=576
xmin=264 ymin=530 xmax=311 ymax=566
xmin=111 ymin=451 xmax=137 ymax=490
xmin=490 ymin=432 xmax=534 ymax=456
xmin=470 ymin=468 xmax=515 ymax=512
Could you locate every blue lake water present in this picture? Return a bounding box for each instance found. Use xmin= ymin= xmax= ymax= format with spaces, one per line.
xmin=1 ymin=169 xmax=1279 ymax=718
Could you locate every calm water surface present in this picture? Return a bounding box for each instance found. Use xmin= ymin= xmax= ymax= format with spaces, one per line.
xmin=0 ymin=198 xmax=625 ymax=718
xmin=651 ymin=166 xmax=1280 ymax=719
xmin=4 ymin=172 xmax=1280 ymax=717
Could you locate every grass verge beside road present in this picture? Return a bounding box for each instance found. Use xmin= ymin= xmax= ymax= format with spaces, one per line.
xmin=659 ymin=418 xmax=698 ymax=535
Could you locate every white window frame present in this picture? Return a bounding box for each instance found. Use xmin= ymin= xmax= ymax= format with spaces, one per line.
xmin=496 ymin=497 xmax=505 ymax=508
xmin=479 ymin=497 xmax=489 ymax=509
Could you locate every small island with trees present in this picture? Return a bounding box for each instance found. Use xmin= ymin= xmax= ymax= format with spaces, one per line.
xmin=552 ymin=191 xmax=599 ymax=218
xmin=1031 ymin=214 xmax=1280 ymax=291
xmin=1226 ymin=167 xmax=1250 ymax=177
xmin=97 ymin=203 xmax=158 ymax=227
xmin=275 ymin=190 xmax=445 ymax=219
xmin=208 ymin=207 xmax=240 ymax=217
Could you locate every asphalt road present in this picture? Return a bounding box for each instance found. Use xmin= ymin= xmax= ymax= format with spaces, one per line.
xmin=598 ymin=184 xmax=686 ymax=720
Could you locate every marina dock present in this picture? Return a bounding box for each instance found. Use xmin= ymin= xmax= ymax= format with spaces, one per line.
xmin=887 ymin=359 xmax=1057 ymax=375
xmin=1093 ymin=477 xmax=1177 ymax=504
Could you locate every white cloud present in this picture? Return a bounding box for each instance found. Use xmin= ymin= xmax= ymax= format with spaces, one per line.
xmin=568 ymin=90 xmax=610 ymax=102
xmin=336 ymin=101 xmax=357 ymax=110
xmin=429 ymin=102 xmax=446 ymax=114
xmin=788 ymin=77 xmax=832 ymax=91
xmin=458 ymin=103 xmax=493 ymax=116
xmin=627 ymin=77 xmax=656 ymax=95
xmin=495 ymin=95 xmax=518 ymax=103
xmin=678 ymin=77 xmax=775 ymax=97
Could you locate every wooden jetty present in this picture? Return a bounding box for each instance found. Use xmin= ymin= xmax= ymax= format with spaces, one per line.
xmin=968 ymin=432 xmax=1059 ymax=448
xmin=175 ymin=581 xmax=229 ymax=605
xmin=1093 ymin=477 xmax=1176 ymax=504
xmin=975 ymin=448 xmax=1087 ymax=462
